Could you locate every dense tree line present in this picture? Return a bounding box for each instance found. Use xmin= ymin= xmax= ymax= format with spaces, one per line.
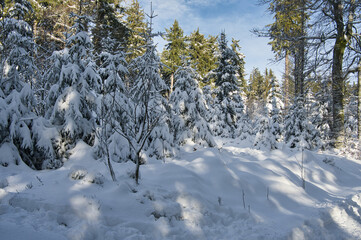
xmin=0 ymin=0 xmax=359 ymax=183
xmin=256 ymin=0 xmax=361 ymax=149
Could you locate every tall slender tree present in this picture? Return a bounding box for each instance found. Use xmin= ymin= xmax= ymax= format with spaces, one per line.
xmin=161 ymin=19 xmax=187 ymax=93
xmin=125 ymin=0 xmax=147 ymax=63
xmin=188 ymin=28 xmax=217 ymax=83
xmin=209 ymin=32 xmax=242 ymax=137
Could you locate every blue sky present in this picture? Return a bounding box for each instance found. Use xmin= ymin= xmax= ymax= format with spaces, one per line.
xmin=135 ymin=0 xmax=283 ymax=80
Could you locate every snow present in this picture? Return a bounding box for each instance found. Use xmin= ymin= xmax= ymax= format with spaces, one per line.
xmin=1 ymin=138 xmax=361 ymax=239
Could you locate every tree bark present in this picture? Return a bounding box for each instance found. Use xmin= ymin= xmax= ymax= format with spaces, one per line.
xmin=330 ymin=0 xmax=355 ymax=148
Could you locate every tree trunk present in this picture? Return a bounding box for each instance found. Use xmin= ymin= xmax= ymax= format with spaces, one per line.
xmin=170 ymin=73 xmax=174 ymax=95
xmin=357 ymin=61 xmax=361 ymax=141
xmin=330 ymin=0 xmax=349 ymax=148
xmin=135 ymin=153 xmax=140 ymax=185
xmin=331 ymin=37 xmax=345 ymax=148
xmin=293 ymin=0 xmax=306 ymax=99
xmin=107 ymin=148 xmax=117 ymax=182
xmin=284 ymin=50 xmax=290 ymax=109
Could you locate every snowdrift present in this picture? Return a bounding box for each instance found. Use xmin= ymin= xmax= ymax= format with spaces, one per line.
xmin=1 ymin=139 xmax=361 ymax=239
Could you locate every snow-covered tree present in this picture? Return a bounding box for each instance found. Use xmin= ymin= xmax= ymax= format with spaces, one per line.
xmin=94 ymin=37 xmax=130 ymax=181
xmin=49 ymin=14 xmax=100 ymax=160
xmin=123 ymin=13 xmax=173 ymax=183
xmin=0 ymin=0 xmax=55 ymax=169
xmin=254 ymin=116 xmax=273 ymax=149
xmin=254 ymin=77 xmax=283 ymax=150
xmin=313 ymin=79 xmax=332 ymax=148
xmin=269 ymin=77 xmax=283 ymax=144
xmin=284 ymin=96 xmax=319 ymax=150
xmin=129 ymin=41 xmax=173 ymax=160
xmin=210 ymin=31 xmax=242 ymax=138
xmin=201 ymin=85 xmax=215 ymax=122
xmin=170 ymin=65 xmax=215 ymax=147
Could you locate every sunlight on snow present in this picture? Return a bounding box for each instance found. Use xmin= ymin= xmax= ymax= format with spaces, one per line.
xmin=191 ymin=158 xmax=209 ymax=174
xmin=0 ymin=189 xmax=7 ymax=202
xmin=5 ymin=175 xmax=29 ymax=193
xmin=70 ymin=195 xmax=100 ymax=222
xmin=175 ymin=182 xmax=204 ymax=236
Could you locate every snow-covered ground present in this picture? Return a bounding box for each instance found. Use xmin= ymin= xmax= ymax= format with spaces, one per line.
xmin=1 ymin=138 xmax=361 ymax=240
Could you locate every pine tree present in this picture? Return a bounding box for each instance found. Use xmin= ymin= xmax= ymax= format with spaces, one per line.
xmin=188 ymin=29 xmax=217 ymax=82
xmin=50 ymin=14 xmax=100 ymax=160
xmin=161 ymin=19 xmax=187 ymax=93
xmin=170 ymin=65 xmax=215 ymax=147
xmin=0 ymin=0 xmax=55 ymax=169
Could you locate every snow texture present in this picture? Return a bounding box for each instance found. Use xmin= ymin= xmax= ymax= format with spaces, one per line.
xmin=1 ymin=138 xmax=361 ymax=239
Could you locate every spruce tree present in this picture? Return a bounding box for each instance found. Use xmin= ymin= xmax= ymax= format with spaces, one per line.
xmin=210 ymin=32 xmax=242 ymax=138
xmin=170 ymin=65 xmax=215 ymax=147
xmin=231 ymin=38 xmax=246 ymax=92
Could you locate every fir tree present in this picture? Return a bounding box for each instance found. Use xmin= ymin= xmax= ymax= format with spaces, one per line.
xmin=254 ymin=116 xmax=273 ymax=150
xmin=254 ymin=77 xmax=283 ymax=149
xmin=129 ymin=41 xmax=173 ymax=159
xmin=311 ymin=78 xmax=332 ymax=148
xmin=170 ymin=65 xmax=215 ymax=147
